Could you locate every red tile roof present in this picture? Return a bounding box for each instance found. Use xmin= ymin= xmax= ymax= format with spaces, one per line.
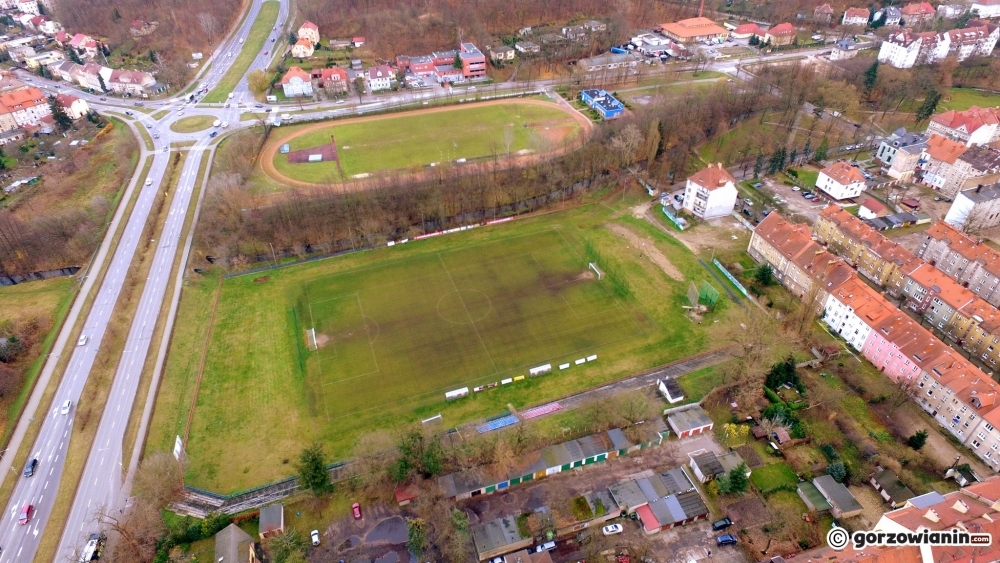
xmin=924 ymin=221 xmax=1000 ymax=278
xmin=733 ymin=23 xmax=764 ymax=35
xmin=925 ymin=134 xmax=968 ymax=164
xmin=688 ymin=162 xmax=736 ymax=191
xmin=930 ymin=106 xmax=1000 ymax=136
xmin=900 ymin=1 xmax=935 ymax=15
xmin=767 ymin=22 xmax=795 ymax=36
xmin=861 ymin=197 xmax=886 ymax=213
xmin=299 ymin=20 xmax=318 ymax=30
xmin=280 ymin=66 xmax=310 ymax=84
xmin=820 ymin=161 xmax=866 ymax=186
xmin=845 ymin=7 xmax=871 ymax=19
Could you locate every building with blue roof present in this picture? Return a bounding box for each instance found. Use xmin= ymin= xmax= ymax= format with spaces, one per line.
xmin=580 ymin=89 xmax=624 ymax=119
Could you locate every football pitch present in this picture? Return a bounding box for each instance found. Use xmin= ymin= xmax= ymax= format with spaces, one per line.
xmin=267 ymin=100 xmax=585 ymax=183
xmin=302 ymin=229 xmax=640 ymax=420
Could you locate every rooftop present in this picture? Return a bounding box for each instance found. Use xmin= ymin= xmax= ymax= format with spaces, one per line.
xmin=820 ymin=161 xmax=866 ymax=185
xmin=688 ymin=162 xmax=736 ymax=190
xmin=873 ymin=469 xmax=915 ymax=503
xmin=930 ymin=106 xmax=1000 ymax=136
xmin=658 ymin=17 xmax=729 ymax=38
xmin=471 ymin=515 xmax=530 ymax=555
xmin=667 ymin=405 xmax=713 ymax=432
xmin=925 ymin=134 xmax=969 ymax=164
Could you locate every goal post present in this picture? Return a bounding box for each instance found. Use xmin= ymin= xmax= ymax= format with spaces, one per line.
xmin=309 ymin=328 xmax=317 ymax=351
xmin=589 ymin=262 xmax=604 ymax=280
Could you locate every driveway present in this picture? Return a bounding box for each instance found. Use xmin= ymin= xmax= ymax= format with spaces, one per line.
xmin=760 ymin=177 xmax=829 ymax=223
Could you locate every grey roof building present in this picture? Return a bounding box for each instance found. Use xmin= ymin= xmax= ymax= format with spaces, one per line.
xmin=667 ymin=406 xmax=714 ymax=438
xmin=471 ymin=514 xmax=533 ymax=561
xmin=215 ymin=523 xmax=259 ymax=563
xmin=258 ymin=503 xmax=284 ymax=539
xmin=813 ymin=475 xmax=863 ymax=518
xmin=871 ymin=469 xmax=915 ymax=508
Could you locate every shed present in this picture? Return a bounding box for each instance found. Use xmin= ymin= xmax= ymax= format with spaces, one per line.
xmin=667 ymin=406 xmax=714 ymax=438
xmin=859 ymin=197 xmax=887 ymax=219
xmin=657 ymin=378 xmax=684 ymax=403
xmin=751 ymin=426 xmax=768 ymax=440
xmin=215 ymin=523 xmax=259 ymax=563
xmin=471 ymin=514 xmax=533 ymax=561
xmin=813 ymin=475 xmax=863 ymax=518
xmin=797 ymin=481 xmax=832 ymax=512
xmin=870 ymin=469 xmax=914 ymax=508
xmin=772 ymin=428 xmax=791 ymax=444
xmin=607 ymin=427 xmax=634 ymax=456
xmin=900 ymin=198 xmax=920 ymax=210
xmin=258 ymin=503 xmax=284 ymax=539
xmin=689 ymin=452 xmax=725 ymax=483
xmin=395 ymin=485 xmax=419 ymax=506
xmin=718 ymin=451 xmax=749 ymax=477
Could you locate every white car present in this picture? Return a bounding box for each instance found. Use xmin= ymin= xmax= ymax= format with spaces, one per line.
xmin=602 ymin=524 xmax=624 ymax=536
xmin=60 ymin=400 xmax=72 ymax=415
xmin=177 ymin=110 xmax=184 ymax=116
xmin=310 ymin=530 xmax=320 ymax=546
xmin=77 ymin=335 xmax=88 ymax=346
xmin=145 ymin=178 xmax=152 ymax=186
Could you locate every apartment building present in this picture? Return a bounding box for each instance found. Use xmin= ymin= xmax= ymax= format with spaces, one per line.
xmin=922 ymin=136 xmax=1000 ymax=197
xmin=944 ymin=182 xmax=1000 ymax=230
xmin=927 ymin=105 xmax=1000 ymax=147
xmin=681 ymin=163 xmax=737 ymax=219
xmin=813 ymin=205 xmax=922 ymax=288
xmin=917 ymin=220 xmax=1000 ymax=307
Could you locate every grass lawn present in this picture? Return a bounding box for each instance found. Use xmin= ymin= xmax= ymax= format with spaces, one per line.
xmin=270 ymin=101 xmax=582 ymax=181
xmin=169 ymin=115 xmax=216 ymax=133
xmin=204 ymin=1 xmax=279 ymax=103
xmin=150 ymin=203 xmax=738 ymax=492
xmin=939 ymin=88 xmax=1000 ymax=111
xmin=789 ymin=167 xmax=819 ymax=187
xmin=749 ymin=462 xmax=798 ymax=493
xmin=678 ymin=366 xmax=725 ymax=403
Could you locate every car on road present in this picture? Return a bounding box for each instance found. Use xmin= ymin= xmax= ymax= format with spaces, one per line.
xmin=153 ymin=133 xmax=159 ymax=139
xmin=602 ymin=524 xmax=624 ymax=535
xmin=210 ymin=131 xmax=218 ymax=138
xmin=228 ymin=92 xmax=235 ymax=99
xmin=712 ymin=517 xmax=733 ymax=531
xmin=177 ymin=110 xmax=184 ymax=116
xmin=717 ymin=534 xmax=739 ymax=546
xmin=78 ymin=335 xmax=88 ymax=346
xmin=145 ymin=178 xmax=153 ymax=186
xmin=225 ymin=103 xmax=231 ymax=108
xmin=352 ymin=502 xmax=363 ymax=520
xmin=134 ymin=102 xmax=143 ymax=106
xmin=18 ymin=504 xmax=32 ymax=525
xmin=163 ymin=147 xmax=169 ymax=153
xmin=271 ymin=37 xmax=276 ymax=42
xmin=99 ymin=97 xmax=106 ymax=101
xmin=335 ymin=100 xmax=346 ymax=105
xmin=23 ymin=458 xmax=38 ymax=477
xmin=60 ymin=400 xmax=72 ymax=415
xmin=311 ymin=530 xmax=320 ymax=546
xmin=264 ymin=51 xmax=268 ymax=55
xmin=239 ymin=38 xmax=244 ymax=43
xmin=254 ymin=104 xmax=263 ymax=108
xmin=124 ymin=110 xmax=133 ymax=116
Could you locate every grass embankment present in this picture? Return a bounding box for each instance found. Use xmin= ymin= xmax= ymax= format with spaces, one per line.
xmin=203 ymin=1 xmax=279 ymax=103
xmin=150 ymin=200 xmax=739 ymax=492
xmin=170 ymin=115 xmax=217 ymax=133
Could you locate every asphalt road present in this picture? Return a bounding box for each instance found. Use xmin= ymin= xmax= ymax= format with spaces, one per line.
xmin=0 ymin=8 xmax=833 ymax=560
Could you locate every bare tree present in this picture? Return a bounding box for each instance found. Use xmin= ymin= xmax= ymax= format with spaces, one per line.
xmin=96 ymin=501 xmax=165 ymax=563
xmin=350 ymin=429 xmax=398 ymax=498
xmin=132 ymin=451 xmax=185 ymax=510
xmin=501 ymin=125 xmax=515 ymax=158
xmin=197 ymin=12 xmax=219 ymax=42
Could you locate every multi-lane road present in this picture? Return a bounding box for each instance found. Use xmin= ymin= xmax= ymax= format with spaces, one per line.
xmin=0 ymin=4 xmax=837 ymax=559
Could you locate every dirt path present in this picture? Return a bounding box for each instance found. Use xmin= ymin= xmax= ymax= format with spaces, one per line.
xmin=608 ymin=223 xmax=684 ymax=281
xmin=258 ymin=98 xmax=594 ymax=190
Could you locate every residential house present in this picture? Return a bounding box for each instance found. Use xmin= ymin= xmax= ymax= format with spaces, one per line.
xmin=858 ymin=197 xmax=888 ymax=219
xmin=816 ymin=161 xmax=867 ymax=199
xmin=16 ymin=0 xmax=38 ymax=15
xmin=0 ymin=129 xmax=25 ymax=146
xmin=562 ymin=25 xmax=587 ymax=40
xmin=748 ymin=212 xmax=855 ymax=303
xmin=681 ymin=162 xmax=738 ymax=219
xmin=900 ymin=1 xmax=937 ymax=24
xmin=75 ymin=62 xmax=106 ymax=91
xmin=938 ymin=3 xmax=969 ymax=19
xmin=764 ymin=22 xmax=796 ymax=45
xmin=107 ymin=69 xmax=155 ymax=96
xmin=23 ymin=50 xmax=61 ymax=69
xmin=68 ymin=33 xmax=99 ymax=58
xmin=927 ymin=106 xmax=1000 ymax=147
xmin=944 ymin=23 xmax=1000 ymax=63
xmin=823 ymin=275 xmax=896 ymax=351
xmin=55 ymin=93 xmax=87 ymax=119
xmin=258 ymin=504 xmax=284 ymax=539
xmin=666 ymin=406 xmax=714 ymax=438
xmin=579 ymin=89 xmax=624 ymax=119
xmin=7 ymin=45 xmax=35 ymax=63
xmin=291 ymin=38 xmax=314 ymax=58
xmin=471 ymin=515 xmax=533 ymax=561
xmin=830 ymin=37 xmax=859 ymax=59
xmin=487 ymin=45 xmax=515 ymax=61
xmin=514 ymin=41 xmax=540 ymax=54
xmin=352 ymin=37 xmax=365 ymax=47
xmin=297 ymin=21 xmax=320 ymax=45
xmin=459 ymin=43 xmax=486 ymax=79
xmin=657 ymin=17 xmax=730 ymax=43
xmin=731 ymin=23 xmax=765 ymax=39
xmin=972 ymin=0 xmax=1000 ymax=18
xmin=214 ymin=523 xmax=259 ymax=563
xmin=876 ymin=128 xmax=928 ymax=179
xmin=871 ymin=469 xmax=915 ymax=508
xmin=879 ymin=21 xmax=1000 ymax=68
xmin=813 ymin=475 xmax=864 ymax=518
xmin=311 ymin=67 xmax=348 ymax=93
xmin=366 ymin=65 xmax=393 ymax=91
xmin=576 ymin=52 xmax=639 ymax=72
xmin=814 ymin=3 xmax=834 ymax=23
xmin=922 ymin=137 xmax=1000 ymax=197
xmin=842 ymin=7 xmax=871 ymax=26
xmin=877 ymin=6 xmax=903 ymax=25
xmin=0 ymin=87 xmax=50 ymax=127
xmin=916 ymin=220 xmax=1000 ymax=307
xmin=944 ymin=182 xmax=1000 ymax=230
xmin=0 ymin=108 xmax=17 ymax=133
xmin=280 ymin=66 xmax=313 ymax=98
xmin=583 ymin=20 xmax=608 ymax=32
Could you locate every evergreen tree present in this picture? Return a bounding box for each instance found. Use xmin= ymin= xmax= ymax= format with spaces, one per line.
xmin=908 ymin=430 xmax=929 ymax=450
xmin=727 ymin=463 xmax=749 ymax=493
xmin=767 ymin=148 xmax=787 ymax=174
xmin=916 ymin=90 xmax=942 ymax=122
xmin=871 ymin=11 xmax=886 ymax=28
xmin=97 ymin=73 xmax=108 ymax=93
xmin=863 ymin=60 xmax=879 ymax=98
xmin=789 ymin=148 xmax=798 ymax=166
xmin=803 ymin=137 xmax=812 ymax=163
xmin=112 ymin=7 xmax=121 ymax=22
xmin=453 ymin=52 xmax=462 ymax=69
xmin=295 ymin=443 xmax=333 ymax=496
xmin=753 ymin=153 xmax=764 ymax=178
xmin=49 ymin=96 xmax=72 ymax=131
xmin=148 ymin=49 xmax=158 ymax=64
xmin=814 ymin=137 xmax=829 ymax=162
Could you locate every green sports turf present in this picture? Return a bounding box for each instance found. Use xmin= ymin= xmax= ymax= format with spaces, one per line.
xmin=272 ymin=101 xmax=581 ymax=182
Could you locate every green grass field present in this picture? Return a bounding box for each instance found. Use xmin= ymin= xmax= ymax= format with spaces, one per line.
xmin=204 ymin=1 xmax=278 ymax=103
xmin=170 ymin=115 xmax=216 ymax=133
xmin=150 ymin=203 xmax=736 ymax=492
xmin=940 ymin=88 xmax=1000 ymax=111
xmin=271 ymin=101 xmax=581 ymax=182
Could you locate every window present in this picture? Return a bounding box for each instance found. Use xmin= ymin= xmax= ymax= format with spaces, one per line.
xmin=973 ymin=440 xmax=981 ymax=448
xmin=962 ymin=406 xmax=969 ymax=413
xmin=979 ymin=431 xmax=988 ymax=440
xmin=987 ymin=451 xmax=993 ymax=459
xmin=993 ymin=443 xmax=999 ymax=451
xmin=988 ymin=423 xmax=996 ymax=432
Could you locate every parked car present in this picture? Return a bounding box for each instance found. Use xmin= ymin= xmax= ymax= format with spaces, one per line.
xmin=602 ymin=524 xmax=624 ymax=535
xmin=934 ymin=196 xmax=943 ymax=201
xmin=535 ymin=542 xmax=556 ymax=552
xmin=352 ymin=502 xmax=362 ymax=520
xmin=751 ymin=182 xmax=763 ymax=188
xmin=18 ymin=504 xmax=32 ymax=525
xmin=674 ymin=194 xmax=683 ymax=202
xmin=791 ymin=186 xmax=800 ymax=191
xmin=311 ymin=530 xmax=320 ymax=546
xmin=743 ymin=198 xmax=753 ymax=206
xmin=23 ymin=458 xmax=38 ymax=477
xmin=717 ymin=534 xmax=738 ymax=546
xmin=712 ymin=517 xmax=733 ymax=531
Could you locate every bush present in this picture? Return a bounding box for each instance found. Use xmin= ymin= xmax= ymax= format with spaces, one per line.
xmin=827 ymin=461 xmax=847 ymax=482
xmin=908 ymin=430 xmax=928 ymax=450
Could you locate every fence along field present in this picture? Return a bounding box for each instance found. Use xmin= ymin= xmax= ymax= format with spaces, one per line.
xmin=301 ymin=229 xmax=641 ymax=420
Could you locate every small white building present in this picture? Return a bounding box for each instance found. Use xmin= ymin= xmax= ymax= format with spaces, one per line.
xmin=290 ymin=38 xmax=314 ymax=58
xmin=280 ymin=66 xmax=313 ymax=98
xmin=681 ymin=163 xmax=738 ymax=220
xmin=366 ymin=65 xmax=393 ymax=92
xmin=857 ymin=197 xmax=887 ymax=220
xmin=971 ymin=0 xmax=1000 ymax=19
xmin=297 ymin=20 xmax=320 ymax=45
xmin=816 ymin=162 xmax=867 ymax=200
xmin=55 ymin=93 xmax=88 ymax=119
xmin=944 ymin=182 xmax=1000 ymax=230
